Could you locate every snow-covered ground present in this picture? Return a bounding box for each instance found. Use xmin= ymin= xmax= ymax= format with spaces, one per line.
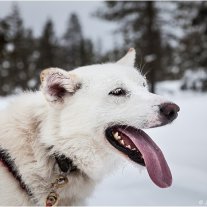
xmin=0 ymin=97 xmax=9 ymax=110
xmin=0 ymin=81 xmax=206 ymax=205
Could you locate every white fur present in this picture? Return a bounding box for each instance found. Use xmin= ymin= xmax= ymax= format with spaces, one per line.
xmin=0 ymin=49 xmax=170 ymax=205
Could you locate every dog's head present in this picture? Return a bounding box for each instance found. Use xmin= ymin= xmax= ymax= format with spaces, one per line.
xmin=40 ymin=48 xmax=179 ymax=188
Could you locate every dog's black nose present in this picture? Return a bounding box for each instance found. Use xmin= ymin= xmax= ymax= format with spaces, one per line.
xmin=160 ymin=103 xmax=180 ymax=122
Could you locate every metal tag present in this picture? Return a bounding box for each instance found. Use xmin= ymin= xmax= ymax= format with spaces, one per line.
xmin=45 ymin=191 xmax=59 ymax=207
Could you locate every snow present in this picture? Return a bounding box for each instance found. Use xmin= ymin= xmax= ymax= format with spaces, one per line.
xmin=181 ymin=69 xmax=207 ymax=91
xmin=0 ymin=81 xmax=206 ymax=205
xmin=0 ymin=97 xmax=9 ymax=110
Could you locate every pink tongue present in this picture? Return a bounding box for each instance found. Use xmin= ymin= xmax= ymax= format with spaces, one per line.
xmin=119 ymin=128 xmax=172 ymax=188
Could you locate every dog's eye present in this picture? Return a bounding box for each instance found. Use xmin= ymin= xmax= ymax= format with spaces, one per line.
xmin=109 ymin=88 xmax=126 ymax=96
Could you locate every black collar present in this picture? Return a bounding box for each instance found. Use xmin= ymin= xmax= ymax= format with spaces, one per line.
xmin=55 ymin=154 xmax=77 ymax=173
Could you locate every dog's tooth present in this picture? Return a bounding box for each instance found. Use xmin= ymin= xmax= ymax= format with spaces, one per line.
xmin=113 ymin=132 xmax=122 ymax=140
xmin=112 ymin=132 xmax=116 ymax=137
xmin=132 ymin=148 xmax=136 ymax=151
xmin=114 ymin=136 xmax=118 ymax=140
xmin=126 ymin=145 xmax=132 ymax=149
xmin=120 ymin=140 xmax=125 ymax=145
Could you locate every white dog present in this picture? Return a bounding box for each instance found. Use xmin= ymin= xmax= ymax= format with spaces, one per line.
xmin=0 ymin=48 xmax=179 ymax=206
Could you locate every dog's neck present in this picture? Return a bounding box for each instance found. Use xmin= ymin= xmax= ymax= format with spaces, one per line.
xmin=0 ymin=146 xmax=78 ymax=201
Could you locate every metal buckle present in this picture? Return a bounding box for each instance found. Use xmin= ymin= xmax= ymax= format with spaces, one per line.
xmin=45 ymin=175 xmax=68 ymax=207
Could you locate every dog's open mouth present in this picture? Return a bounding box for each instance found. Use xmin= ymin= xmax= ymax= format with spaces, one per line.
xmin=105 ymin=125 xmax=172 ymax=188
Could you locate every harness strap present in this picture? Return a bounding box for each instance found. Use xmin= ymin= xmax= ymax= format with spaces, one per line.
xmin=0 ymin=147 xmax=78 ymax=206
xmin=0 ymin=148 xmax=33 ymax=197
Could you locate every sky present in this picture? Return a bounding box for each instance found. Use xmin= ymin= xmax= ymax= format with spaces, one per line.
xmin=0 ymin=1 xmax=119 ymax=52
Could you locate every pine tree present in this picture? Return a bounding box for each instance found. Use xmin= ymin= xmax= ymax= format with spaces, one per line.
xmin=62 ymin=13 xmax=94 ymax=70
xmin=80 ymin=38 xmax=94 ymax=66
xmin=0 ymin=4 xmax=33 ymax=95
xmin=62 ymin=13 xmax=84 ymax=70
xmin=175 ymin=2 xmax=207 ymax=91
xmin=174 ymin=2 xmax=207 ymax=73
xmin=192 ymin=2 xmax=207 ymax=69
xmin=36 ymin=19 xmax=57 ymax=70
xmin=0 ymin=8 xmax=95 ymax=95
xmin=0 ymin=18 xmax=10 ymax=96
xmin=95 ymin=1 xmax=165 ymax=93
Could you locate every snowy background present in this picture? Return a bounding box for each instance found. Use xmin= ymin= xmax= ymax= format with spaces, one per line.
xmin=1 ymin=81 xmax=206 ymax=206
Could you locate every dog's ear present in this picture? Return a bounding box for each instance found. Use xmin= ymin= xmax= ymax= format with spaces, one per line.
xmin=116 ymin=48 xmax=136 ymax=67
xmin=40 ymin=68 xmax=80 ymax=104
